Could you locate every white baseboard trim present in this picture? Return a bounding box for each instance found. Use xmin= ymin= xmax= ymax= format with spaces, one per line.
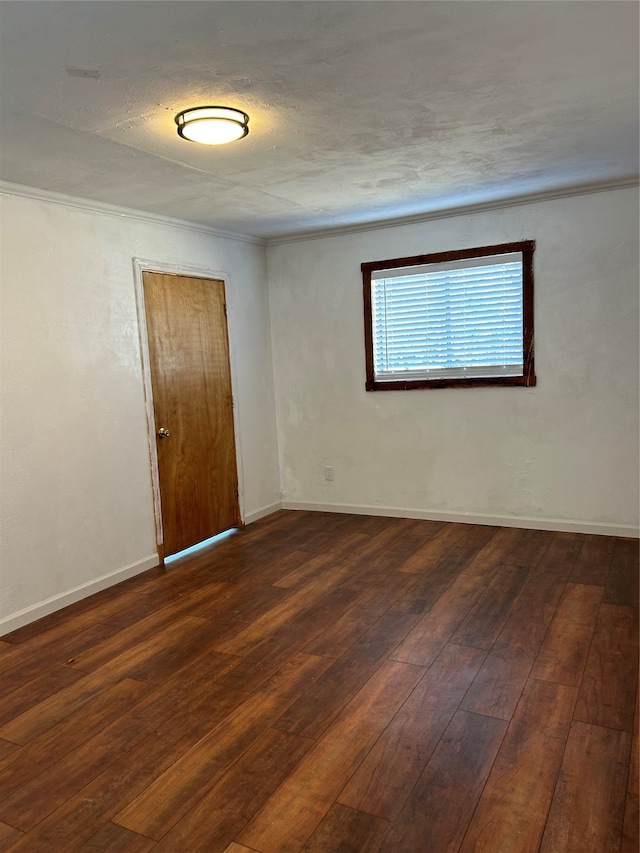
xmin=281 ymin=501 xmax=639 ymax=538
xmin=0 ymin=554 xmax=160 ymax=636
xmin=243 ymin=501 xmax=284 ymax=524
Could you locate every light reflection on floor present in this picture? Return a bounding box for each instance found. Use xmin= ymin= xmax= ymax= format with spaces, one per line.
xmin=164 ymin=527 xmax=238 ymax=564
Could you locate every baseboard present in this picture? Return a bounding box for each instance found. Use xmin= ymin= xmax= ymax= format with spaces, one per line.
xmin=281 ymin=501 xmax=640 ymax=538
xmin=243 ymin=501 xmax=284 ymax=524
xmin=0 ymin=554 xmax=160 ymax=636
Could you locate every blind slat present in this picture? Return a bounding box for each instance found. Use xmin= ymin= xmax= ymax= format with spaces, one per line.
xmin=373 ymin=257 xmax=524 ymax=379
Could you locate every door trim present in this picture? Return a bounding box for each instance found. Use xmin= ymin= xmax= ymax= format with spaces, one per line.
xmin=132 ymin=257 xmax=245 ymax=556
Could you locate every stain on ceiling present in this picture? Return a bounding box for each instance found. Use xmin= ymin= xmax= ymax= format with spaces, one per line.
xmin=0 ymin=1 xmax=637 ymax=238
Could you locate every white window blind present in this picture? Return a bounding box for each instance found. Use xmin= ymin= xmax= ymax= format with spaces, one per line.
xmin=371 ymin=252 xmax=524 ymax=381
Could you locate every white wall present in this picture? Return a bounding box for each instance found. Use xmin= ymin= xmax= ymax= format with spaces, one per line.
xmin=0 ymin=190 xmax=280 ymax=631
xmin=267 ymin=187 xmax=639 ymax=535
xmin=2 ymin=185 xmax=637 ymax=632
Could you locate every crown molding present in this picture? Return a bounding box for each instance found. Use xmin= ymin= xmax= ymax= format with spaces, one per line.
xmin=266 ymin=176 xmax=640 ymax=246
xmin=0 ymin=180 xmax=266 ymax=247
xmin=2 ymin=175 xmax=637 ymax=248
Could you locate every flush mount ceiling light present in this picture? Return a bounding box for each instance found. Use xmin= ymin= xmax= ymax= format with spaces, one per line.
xmin=175 ymin=106 xmax=249 ymax=145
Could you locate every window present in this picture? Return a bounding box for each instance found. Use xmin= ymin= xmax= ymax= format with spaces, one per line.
xmin=362 ymin=241 xmax=535 ymax=390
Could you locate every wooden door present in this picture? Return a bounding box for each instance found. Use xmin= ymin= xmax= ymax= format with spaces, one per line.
xmin=142 ymin=271 xmax=240 ymax=557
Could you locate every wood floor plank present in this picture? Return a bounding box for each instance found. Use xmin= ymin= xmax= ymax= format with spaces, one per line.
xmin=302 ymin=583 xmax=414 ymax=659
xmin=451 ymin=564 xmax=530 ymax=649
xmin=519 ymin=530 xmax=582 ymax=581
xmin=78 ymin=823 xmax=157 ymax=852
xmin=0 ymin=616 xmax=225 ymax=745
xmin=274 ymin=611 xmax=419 ymax=739
xmin=569 ymin=533 xmax=616 ymax=585
xmin=154 ymin=727 xmax=313 ymax=852
xmin=459 ymin=679 xmax=577 ymax=853
xmin=212 ymin=586 xmax=362 ymax=694
xmin=621 ymin=793 xmax=639 ymax=853
xmin=459 ymin=647 xmax=532 ymax=722
xmin=352 ymin=514 xmax=407 ymax=534
xmin=391 ymin=546 xmax=478 ymax=613
xmin=301 ymin=804 xmax=389 ymax=853
xmin=0 ymin=621 xmax=123 ymax=692
xmin=461 ymin=533 xmax=583 ymax=720
xmin=0 ymin=739 xmax=20 ymax=762
xmin=604 ymin=538 xmax=639 ymax=607
xmin=383 ymin=710 xmax=508 ymax=853
xmin=59 ymin=606 xmax=207 ymax=674
xmin=213 ymin=570 xmax=349 ymax=656
xmin=500 ymin=527 xmax=554 ymax=567
xmin=294 ymin=513 xmax=387 ymax=553
xmin=539 ymin=721 xmax=631 ymax=853
xmin=113 ymin=652 xmax=332 ymax=841
xmin=574 ymin=603 xmax=638 ymax=732
xmin=390 ymin=549 xmax=502 ymax=667
xmin=397 ymin=523 xmax=469 ymax=572
xmin=465 ymin=525 xmax=526 ymax=570
xmin=191 ymin=579 xmax=291 ymax=625
xmin=378 ymin=524 xmax=444 ymax=562
xmin=0 ymin=651 xmax=246 ymax=822
xmin=454 ymin=524 xmax=499 ymax=549
xmin=304 ymin=519 xmax=412 ymax=577
xmin=272 ymin=532 xmax=368 ymax=588
xmin=0 ymin=676 xmax=244 ymax=834
xmin=0 ymin=665 xmax=84 ymax=731
xmin=63 ymin=574 xmax=203 ymax=628
xmin=98 ymin=579 xmax=233 ymax=629
xmin=629 ymin=685 xmax=639 ymax=796
xmin=0 ymin=678 xmax=153 ymax=801
xmin=231 ymin=547 xmax=311 ymax=587
xmin=218 ymin=547 xmax=310 ymax=588
xmin=530 ymin=583 xmax=602 ymax=686
xmin=0 ymin=819 xmax=23 ymax=848
xmin=238 ymin=660 xmax=425 ymax=853
xmin=344 ymin=549 xmax=412 ymax=591
xmin=0 ymin=720 xmax=144 ymax=832
xmin=387 ymin=594 xmax=468 ymax=668
xmin=337 ymin=643 xmax=486 ymax=820
xmin=2 ymin=676 xmax=250 ymax=845
xmin=123 ymin=616 xmax=236 ymax=684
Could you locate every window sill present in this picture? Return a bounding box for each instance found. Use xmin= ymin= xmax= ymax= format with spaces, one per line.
xmin=366 ymin=374 xmax=537 ymax=391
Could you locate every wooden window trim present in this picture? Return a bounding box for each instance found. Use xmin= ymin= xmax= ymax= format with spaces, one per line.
xmin=362 ymin=240 xmax=536 ymax=391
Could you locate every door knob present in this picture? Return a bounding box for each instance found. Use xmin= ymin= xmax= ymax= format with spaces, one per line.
xmin=158 ymin=427 xmax=170 ymax=438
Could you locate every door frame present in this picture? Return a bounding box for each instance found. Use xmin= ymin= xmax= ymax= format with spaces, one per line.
xmin=132 ymin=257 xmax=245 ymax=557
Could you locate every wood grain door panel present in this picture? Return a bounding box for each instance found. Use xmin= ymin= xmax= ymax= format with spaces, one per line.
xmin=143 ymin=272 xmax=240 ymax=556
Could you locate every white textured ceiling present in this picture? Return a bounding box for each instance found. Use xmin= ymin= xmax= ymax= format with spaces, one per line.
xmin=0 ymin=1 xmax=637 ymax=238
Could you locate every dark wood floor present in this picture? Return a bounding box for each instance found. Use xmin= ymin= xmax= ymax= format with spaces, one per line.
xmin=0 ymin=511 xmax=637 ymax=852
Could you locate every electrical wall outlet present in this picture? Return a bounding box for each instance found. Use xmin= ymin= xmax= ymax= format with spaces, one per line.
xmin=324 ymin=465 xmax=334 ymax=481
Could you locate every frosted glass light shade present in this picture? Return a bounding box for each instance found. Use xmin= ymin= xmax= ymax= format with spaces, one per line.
xmin=175 ymin=106 xmax=249 ymax=145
